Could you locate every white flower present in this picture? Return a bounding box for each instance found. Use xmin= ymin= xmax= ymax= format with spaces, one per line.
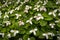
xmin=49 ymin=23 xmax=55 ymax=28
xmin=10 ymin=30 xmax=19 ymax=36
xmin=15 ymin=6 xmax=20 ymax=10
xmin=42 ymin=32 xmax=55 ymax=39
xmin=33 ymin=5 xmax=40 ymax=11
xmin=24 ymin=0 xmax=29 ymax=3
xmin=9 ymin=9 xmax=14 ymax=14
xmin=26 ymin=17 xmax=33 ymax=24
xmin=55 ymin=19 xmax=60 ymax=23
xmin=16 ymin=0 xmax=20 ymax=4
xmin=42 ymin=33 xmax=48 ymax=39
xmin=24 ymin=5 xmax=32 ymax=13
xmin=3 ymin=21 xmax=11 ymax=26
xmin=0 ymin=33 xmax=4 ymax=37
xmin=15 ymin=14 xmax=21 ymax=19
xmin=58 ymin=13 xmax=60 ymax=16
xmin=48 ymin=9 xmax=57 ymax=17
xmin=47 ymin=32 xmax=55 ymax=36
xmin=28 ymin=38 xmax=30 ymax=40
xmin=4 ymin=12 xmax=9 ymax=18
xmin=30 ymin=28 xmax=37 ymax=35
xmin=18 ymin=21 xmax=24 ymax=26
xmin=7 ymin=33 xmax=11 ymax=38
xmin=40 ymin=6 xmax=47 ymax=12
xmin=43 ymin=0 xmax=48 ymax=5
xmin=34 ymin=14 xmax=44 ymax=21
xmin=0 ymin=11 xmax=2 ymax=18
xmin=19 ymin=38 xmax=22 ymax=40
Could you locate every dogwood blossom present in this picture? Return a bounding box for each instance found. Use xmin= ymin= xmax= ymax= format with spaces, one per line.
xmin=3 ymin=21 xmax=11 ymax=26
xmin=18 ymin=21 xmax=24 ymax=26
xmin=48 ymin=9 xmax=57 ymax=17
xmin=24 ymin=5 xmax=32 ymax=13
xmin=43 ymin=32 xmax=54 ymax=39
xmin=30 ymin=28 xmax=37 ymax=35
xmin=10 ymin=30 xmax=19 ymax=36
xmin=26 ymin=17 xmax=33 ymax=24
xmin=15 ymin=14 xmax=21 ymax=19
xmin=0 ymin=33 xmax=4 ymax=37
xmin=4 ymin=12 xmax=9 ymax=18
xmin=7 ymin=33 xmax=11 ymax=38
xmin=49 ymin=23 xmax=55 ymax=28
xmin=34 ymin=13 xmax=44 ymax=21
xmin=9 ymin=9 xmax=14 ymax=14
xmin=40 ymin=6 xmax=47 ymax=12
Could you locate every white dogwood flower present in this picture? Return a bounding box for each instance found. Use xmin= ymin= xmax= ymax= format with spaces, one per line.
xmin=49 ymin=23 xmax=55 ymax=28
xmin=30 ymin=28 xmax=37 ymax=35
xmin=18 ymin=21 xmax=24 ymax=26
xmin=3 ymin=21 xmax=11 ymax=26
xmin=9 ymin=9 xmax=14 ymax=14
xmin=28 ymin=38 xmax=30 ymax=40
xmin=43 ymin=32 xmax=54 ymax=39
xmin=55 ymin=19 xmax=60 ymax=23
xmin=10 ymin=30 xmax=19 ymax=36
xmin=7 ymin=33 xmax=11 ymax=38
xmin=24 ymin=5 xmax=32 ymax=13
xmin=19 ymin=38 xmax=22 ymax=40
xmin=0 ymin=11 xmax=2 ymax=18
xmin=26 ymin=17 xmax=33 ymax=24
xmin=34 ymin=14 xmax=44 ymax=21
xmin=4 ymin=12 xmax=9 ymax=18
xmin=58 ymin=13 xmax=60 ymax=16
xmin=15 ymin=14 xmax=21 ymax=19
xmin=43 ymin=33 xmax=48 ymax=39
xmin=24 ymin=0 xmax=29 ymax=3
xmin=40 ymin=6 xmax=47 ymax=12
xmin=0 ymin=33 xmax=4 ymax=38
xmin=48 ymin=9 xmax=57 ymax=17
xmin=33 ymin=5 xmax=40 ymax=11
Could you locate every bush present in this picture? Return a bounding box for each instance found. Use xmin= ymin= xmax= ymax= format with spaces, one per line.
xmin=0 ymin=0 xmax=60 ymax=40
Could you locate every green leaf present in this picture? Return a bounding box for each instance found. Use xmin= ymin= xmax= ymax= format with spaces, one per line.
xmin=30 ymin=37 xmax=35 ymax=40
xmin=45 ymin=16 xmax=53 ymax=21
xmin=39 ymin=20 xmax=47 ymax=26
xmin=57 ymin=23 xmax=60 ymax=27
xmin=23 ymin=35 xmax=29 ymax=40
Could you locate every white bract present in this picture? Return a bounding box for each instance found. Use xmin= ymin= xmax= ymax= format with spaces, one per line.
xmin=24 ymin=0 xmax=29 ymax=3
xmin=43 ymin=33 xmax=48 ymax=39
xmin=55 ymin=19 xmax=60 ymax=23
xmin=10 ymin=30 xmax=19 ymax=36
xmin=33 ymin=5 xmax=40 ymax=11
xmin=9 ymin=9 xmax=14 ymax=14
xmin=28 ymin=38 xmax=30 ymax=40
xmin=7 ymin=33 xmax=11 ymax=38
xmin=15 ymin=6 xmax=20 ymax=10
xmin=0 ymin=33 xmax=4 ymax=38
xmin=40 ymin=6 xmax=47 ymax=12
xmin=3 ymin=21 xmax=11 ymax=26
xmin=49 ymin=23 xmax=55 ymax=28
xmin=43 ymin=0 xmax=48 ymax=5
xmin=43 ymin=32 xmax=55 ymax=39
xmin=4 ymin=12 xmax=9 ymax=18
xmin=48 ymin=9 xmax=57 ymax=17
xmin=15 ymin=14 xmax=21 ymax=19
xmin=30 ymin=28 xmax=37 ymax=35
xmin=34 ymin=14 xmax=44 ymax=21
xmin=19 ymin=38 xmax=22 ymax=40
xmin=18 ymin=21 xmax=24 ymax=26
xmin=26 ymin=17 xmax=33 ymax=25
xmin=24 ymin=5 xmax=32 ymax=13
xmin=0 ymin=11 xmax=2 ymax=18
xmin=58 ymin=13 xmax=60 ymax=16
